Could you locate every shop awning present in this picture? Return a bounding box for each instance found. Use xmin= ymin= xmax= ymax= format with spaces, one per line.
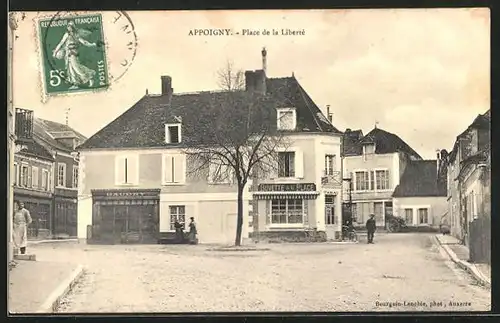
xmin=253 ymin=191 xmax=320 ymax=200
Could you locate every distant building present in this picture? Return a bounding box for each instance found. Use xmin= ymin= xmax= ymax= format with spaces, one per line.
xmin=447 ymin=110 xmax=490 ymax=244
xmin=34 ymin=118 xmax=87 ymax=238
xmin=392 ymin=155 xmax=448 ymax=229
xmin=342 ymin=127 xmax=422 ymax=228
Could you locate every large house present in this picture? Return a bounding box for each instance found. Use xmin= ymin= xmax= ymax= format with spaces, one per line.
xmin=342 ymin=127 xmax=423 ymax=229
xmin=447 ymin=110 xmax=490 ymax=245
xmin=77 ymin=50 xmax=344 ymax=244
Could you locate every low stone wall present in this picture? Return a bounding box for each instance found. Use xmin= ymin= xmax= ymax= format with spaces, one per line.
xmin=250 ymin=230 xmax=328 ymax=243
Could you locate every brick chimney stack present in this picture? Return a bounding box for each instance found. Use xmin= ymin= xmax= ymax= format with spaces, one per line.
xmin=161 ymin=76 xmax=173 ymax=102
xmin=261 ymin=47 xmax=267 ymax=73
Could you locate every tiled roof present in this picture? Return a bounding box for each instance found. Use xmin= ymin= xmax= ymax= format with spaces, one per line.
xmin=34 ymin=118 xmax=87 ymax=153
xmin=342 ymin=129 xmax=363 ymax=155
xmin=343 ymin=127 xmax=422 ymax=159
xmin=392 ymin=160 xmax=446 ymax=197
xmin=78 ymin=75 xmax=342 ymax=150
xmin=18 ymin=139 xmax=55 ymax=161
xmin=448 ymin=110 xmax=490 ymax=164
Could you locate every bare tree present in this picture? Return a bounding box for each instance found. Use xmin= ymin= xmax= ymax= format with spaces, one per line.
xmin=183 ymin=61 xmax=289 ymax=246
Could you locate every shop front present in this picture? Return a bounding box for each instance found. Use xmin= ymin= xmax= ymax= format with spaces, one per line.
xmin=53 ymin=188 xmax=78 ymax=237
xmin=252 ymin=183 xmax=321 ymax=241
xmin=14 ymin=187 xmax=53 ymax=239
xmin=90 ymin=189 xmax=160 ymax=244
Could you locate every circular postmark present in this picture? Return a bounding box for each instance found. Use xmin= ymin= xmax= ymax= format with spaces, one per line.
xmin=38 ymin=11 xmax=138 ymax=95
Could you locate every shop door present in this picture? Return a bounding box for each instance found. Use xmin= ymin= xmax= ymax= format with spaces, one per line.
xmin=325 ymin=194 xmax=336 ymax=240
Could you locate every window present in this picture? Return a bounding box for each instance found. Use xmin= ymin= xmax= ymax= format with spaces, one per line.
xmin=20 ymin=165 xmax=29 ymax=187
xmin=42 ymin=169 xmax=49 ymax=191
xmin=278 ymin=152 xmax=295 ymax=177
xmin=355 ymin=171 xmax=369 ymax=191
xmin=418 ymin=208 xmax=429 ymax=224
xmin=271 ymin=199 xmax=303 ymax=224
xmin=31 ymin=166 xmax=39 ymax=188
xmin=163 ymin=154 xmax=186 ymax=184
xmin=277 ymin=108 xmax=296 ymax=131
xmin=369 ymin=171 xmax=375 ymax=190
xmin=169 ymin=205 xmax=186 ymax=230
xmin=165 ymin=124 xmax=182 ymax=144
xmin=115 ymin=155 xmax=139 ymax=185
xmin=404 ymin=208 xmax=413 ymax=225
xmin=375 ymin=170 xmax=390 ymax=190
xmin=364 ymin=143 xmax=375 ymax=155
xmin=57 ymin=163 xmax=66 ymax=187
xmin=72 ymin=165 xmax=79 ymax=188
xmin=324 ymin=155 xmax=336 ymax=175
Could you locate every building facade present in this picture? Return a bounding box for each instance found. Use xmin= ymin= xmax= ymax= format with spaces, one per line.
xmin=342 ymin=127 xmax=422 ymax=229
xmin=34 ymin=118 xmax=87 ymax=238
xmin=77 ymin=51 xmax=343 ymax=244
xmin=447 ymin=111 xmax=490 ymax=244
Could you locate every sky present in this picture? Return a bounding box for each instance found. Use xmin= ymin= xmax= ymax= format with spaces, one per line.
xmin=11 ymin=9 xmax=490 ymax=160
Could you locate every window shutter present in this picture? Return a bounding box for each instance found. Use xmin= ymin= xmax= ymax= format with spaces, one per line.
xmin=295 ymin=149 xmax=304 ymax=178
xmin=174 ymin=154 xmax=186 ymax=184
xmin=27 ymin=166 xmax=32 ymax=187
xmin=208 ymin=162 xmax=217 ymax=184
xmin=268 ymin=153 xmax=278 ymax=180
xmin=128 ymin=156 xmax=139 ymax=184
xmin=163 ymin=155 xmax=173 ymax=183
xmin=265 ymin=200 xmax=271 ymax=224
xmin=115 ymin=156 xmax=126 ymax=185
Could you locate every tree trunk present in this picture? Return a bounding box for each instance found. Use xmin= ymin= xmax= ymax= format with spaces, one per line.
xmin=235 ymin=185 xmax=244 ymax=246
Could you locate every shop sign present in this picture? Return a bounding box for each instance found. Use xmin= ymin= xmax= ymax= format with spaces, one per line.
xmin=257 ymin=183 xmax=316 ymax=192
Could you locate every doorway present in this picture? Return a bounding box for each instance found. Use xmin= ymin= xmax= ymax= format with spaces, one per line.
xmin=325 ymin=194 xmax=336 ymax=240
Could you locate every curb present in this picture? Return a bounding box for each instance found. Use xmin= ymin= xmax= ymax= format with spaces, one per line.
xmin=29 ymin=239 xmax=79 ymax=246
xmin=36 ymin=264 xmax=85 ymax=313
xmin=433 ymin=236 xmax=491 ymax=289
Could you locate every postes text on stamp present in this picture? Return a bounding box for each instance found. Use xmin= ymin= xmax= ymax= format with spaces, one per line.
xmin=38 ymin=13 xmax=109 ymax=95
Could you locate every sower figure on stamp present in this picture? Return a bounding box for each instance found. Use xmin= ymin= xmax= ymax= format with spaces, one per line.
xmin=13 ymin=201 xmax=32 ymax=255
xmin=366 ymin=213 xmax=376 ymax=244
xmin=52 ymin=21 xmax=97 ymax=89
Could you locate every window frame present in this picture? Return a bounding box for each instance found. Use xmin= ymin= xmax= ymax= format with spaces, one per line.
xmin=57 ymin=162 xmax=67 ymax=188
xmin=276 ymin=107 xmax=297 ymax=131
xmin=42 ymin=169 xmax=50 ymax=191
xmin=165 ymin=123 xmax=182 ymax=144
xmin=324 ymin=154 xmax=336 ymax=176
xmin=72 ymin=165 xmax=79 ymax=188
xmin=354 ymin=170 xmax=370 ymax=191
xmin=278 ymin=151 xmax=295 ymax=178
xmin=31 ymin=166 xmax=39 ymax=188
xmin=374 ymin=168 xmax=390 ymax=191
xmin=162 ymin=153 xmax=186 ymax=186
xmin=169 ymin=205 xmax=186 ymax=231
xmin=20 ymin=164 xmax=29 ymax=187
xmin=418 ymin=208 xmax=429 ymax=224
xmin=269 ymin=199 xmax=304 ymax=227
xmin=404 ymin=208 xmax=414 ymax=225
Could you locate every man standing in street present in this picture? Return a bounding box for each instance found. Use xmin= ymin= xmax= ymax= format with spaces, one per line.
xmin=366 ymin=213 xmax=376 ymax=244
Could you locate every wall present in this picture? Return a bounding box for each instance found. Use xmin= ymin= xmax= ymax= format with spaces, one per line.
xmin=447 ymin=152 xmax=461 ymax=239
xmin=80 ymin=149 xmax=239 ymax=195
xmin=55 ymin=153 xmax=78 ymax=189
xmin=343 ymin=153 xmax=399 ymax=202
xmin=393 ymin=196 xmax=447 ymax=227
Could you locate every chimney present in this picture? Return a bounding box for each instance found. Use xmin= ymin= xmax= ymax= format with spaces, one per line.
xmin=254 ymin=69 xmax=266 ymax=94
xmin=245 ymin=70 xmax=255 ymax=92
xmin=161 ymin=75 xmax=173 ymax=101
xmin=261 ymin=47 xmax=267 ymax=73
xmin=326 ymin=105 xmax=332 ymax=123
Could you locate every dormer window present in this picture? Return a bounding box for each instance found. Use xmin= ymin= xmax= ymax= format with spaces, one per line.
xmin=165 ymin=123 xmax=182 ymax=144
xmin=277 ymin=107 xmax=297 ymax=131
xmin=363 ymin=143 xmax=375 ymax=155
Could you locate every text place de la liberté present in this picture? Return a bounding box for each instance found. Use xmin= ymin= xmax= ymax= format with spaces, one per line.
xmin=188 ymin=28 xmax=306 ymax=36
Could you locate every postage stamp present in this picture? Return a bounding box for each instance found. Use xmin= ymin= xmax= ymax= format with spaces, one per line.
xmin=34 ymin=11 xmax=138 ymax=99
xmin=37 ymin=13 xmax=109 ymax=95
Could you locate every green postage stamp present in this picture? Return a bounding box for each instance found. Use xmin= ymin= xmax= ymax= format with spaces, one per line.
xmin=37 ymin=13 xmax=109 ymax=96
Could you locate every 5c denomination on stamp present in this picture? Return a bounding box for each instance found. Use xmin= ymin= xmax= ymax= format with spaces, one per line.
xmin=35 ymin=11 xmax=138 ymax=99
